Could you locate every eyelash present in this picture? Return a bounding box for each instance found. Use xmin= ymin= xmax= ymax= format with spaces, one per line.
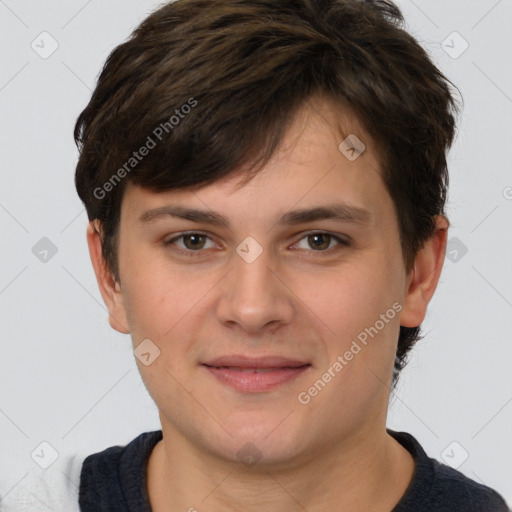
xmin=163 ymin=231 xmax=350 ymax=258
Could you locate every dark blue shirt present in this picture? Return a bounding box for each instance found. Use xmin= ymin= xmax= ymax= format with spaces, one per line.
xmin=79 ymin=429 xmax=510 ymax=511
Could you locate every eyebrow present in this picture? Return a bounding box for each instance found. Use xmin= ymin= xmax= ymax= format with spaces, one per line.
xmin=139 ymin=202 xmax=372 ymax=228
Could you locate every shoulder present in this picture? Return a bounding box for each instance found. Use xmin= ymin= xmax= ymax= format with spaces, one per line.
xmin=80 ymin=430 xmax=163 ymax=481
xmin=389 ymin=430 xmax=510 ymax=512
xmin=428 ymin=460 xmax=510 ymax=512
xmin=79 ymin=430 xmax=162 ymax=511
xmin=0 ymin=452 xmax=84 ymax=512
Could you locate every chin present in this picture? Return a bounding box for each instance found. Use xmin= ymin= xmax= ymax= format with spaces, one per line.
xmin=206 ymin=417 xmax=308 ymax=468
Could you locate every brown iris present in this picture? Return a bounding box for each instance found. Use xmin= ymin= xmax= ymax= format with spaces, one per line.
xmin=182 ymin=234 xmax=207 ymax=250
xmin=307 ymin=233 xmax=331 ymax=250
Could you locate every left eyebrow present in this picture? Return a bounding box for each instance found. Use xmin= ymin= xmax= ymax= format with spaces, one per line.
xmin=278 ymin=203 xmax=372 ymax=226
xmin=138 ymin=202 xmax=373 ymax=228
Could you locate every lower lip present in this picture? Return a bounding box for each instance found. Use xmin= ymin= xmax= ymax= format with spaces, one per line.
xmin=203 ymin=365 xmax=310 ymax=393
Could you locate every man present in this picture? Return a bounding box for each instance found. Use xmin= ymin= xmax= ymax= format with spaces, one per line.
xmin=7 ymin=0 xmax=510 ymax=510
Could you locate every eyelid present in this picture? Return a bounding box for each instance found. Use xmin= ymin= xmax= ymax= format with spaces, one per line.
xmin=296 ymin=229 xmax=351 ymax=243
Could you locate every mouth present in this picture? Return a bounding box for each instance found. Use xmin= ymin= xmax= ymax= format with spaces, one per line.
xmin=201 ymin=355 xmax=311 ymax=393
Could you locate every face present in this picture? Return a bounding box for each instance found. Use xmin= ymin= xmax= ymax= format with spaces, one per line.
xmin=91 ymin=98 xmax=441 ymax=468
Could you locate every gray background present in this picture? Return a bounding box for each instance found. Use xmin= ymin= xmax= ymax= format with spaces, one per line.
xmin=1 ymin=0 xmax=511 ymax=505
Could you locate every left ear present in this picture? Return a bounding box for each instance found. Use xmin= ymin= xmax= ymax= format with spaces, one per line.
xmin=400 ymin=215 xmax=449 ymax=328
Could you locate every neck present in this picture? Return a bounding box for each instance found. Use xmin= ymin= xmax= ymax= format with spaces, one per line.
xmin=147 ymin=423 xmax=415 ymax=512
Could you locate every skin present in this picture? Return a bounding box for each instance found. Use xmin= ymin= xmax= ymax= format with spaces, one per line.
xmin=88 ymin=97 xmax=448 ymax=511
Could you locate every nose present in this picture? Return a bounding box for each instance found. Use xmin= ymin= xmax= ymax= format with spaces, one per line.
xmin=215 ymin=241 xmax=294 ymax=334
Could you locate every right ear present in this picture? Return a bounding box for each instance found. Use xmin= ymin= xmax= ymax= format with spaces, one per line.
xmin=86 ymin=220 xmax=130 ymax=334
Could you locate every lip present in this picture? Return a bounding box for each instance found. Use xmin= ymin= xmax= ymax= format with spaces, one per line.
xmin=201 ymin=355 xmax=311 ymax=393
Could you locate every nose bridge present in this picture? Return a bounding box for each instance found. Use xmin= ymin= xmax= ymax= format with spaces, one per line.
xmin=216 ymin=236 xmax=293 ymax=331
xmin=232 ymin=238 xmax=277 ymax=304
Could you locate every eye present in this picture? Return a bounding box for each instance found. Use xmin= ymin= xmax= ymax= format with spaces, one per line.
xmin=164 ymin=232 xmax=217 ymax=255
xmin=293 ymin=232 xmax=349 ymax=252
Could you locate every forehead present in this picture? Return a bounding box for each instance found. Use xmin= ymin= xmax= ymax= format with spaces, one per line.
xmin=121 ymin=97 xmax=394 ymax=229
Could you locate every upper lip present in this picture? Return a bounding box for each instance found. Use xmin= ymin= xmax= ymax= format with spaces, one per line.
xmin=202 ymin=355 xmax=310 ymax=369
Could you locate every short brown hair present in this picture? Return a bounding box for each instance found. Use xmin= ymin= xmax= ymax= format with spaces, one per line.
xmin=74 ymin=0 xmax=460 ymax=386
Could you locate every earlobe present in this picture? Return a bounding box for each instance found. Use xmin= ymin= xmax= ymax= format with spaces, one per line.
xmin=86 ymin=220 xmax=130 ymax=334
xmin=399 ymin=216 xmax=449 ymax=328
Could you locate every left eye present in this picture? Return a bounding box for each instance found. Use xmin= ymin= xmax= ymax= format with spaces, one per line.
xmin=294 ymin=232 xmax=348 ymax=251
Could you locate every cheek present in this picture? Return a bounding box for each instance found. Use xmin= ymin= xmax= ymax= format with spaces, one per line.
xmin=122 ymin=267 xmax=202 ymax=407
xmin=297 ymin=262 xmax=402 ymax=416
xmin=297 ymin=255 xmax=403 ymax=402
xmin=300 ymin=258 xmax=401 ymax=340
xmin=121 ymin=263 xmax=189 ymax=342
xmin=121 ymin=260 xmax=222 ymax=372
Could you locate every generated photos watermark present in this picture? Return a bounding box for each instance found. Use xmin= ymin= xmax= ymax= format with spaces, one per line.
xmin=298 ymin=301 xmax=403 ymax=405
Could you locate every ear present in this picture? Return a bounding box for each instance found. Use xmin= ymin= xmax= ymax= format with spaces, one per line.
xmin=400 ymin=215 xmax=449 ymax=328
xmin=86 ymin=220 xmax=130 ymax=334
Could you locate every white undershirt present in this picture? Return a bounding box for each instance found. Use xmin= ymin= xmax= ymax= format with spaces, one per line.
xmin=1 ymin=453 xmax=85 ymax=512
